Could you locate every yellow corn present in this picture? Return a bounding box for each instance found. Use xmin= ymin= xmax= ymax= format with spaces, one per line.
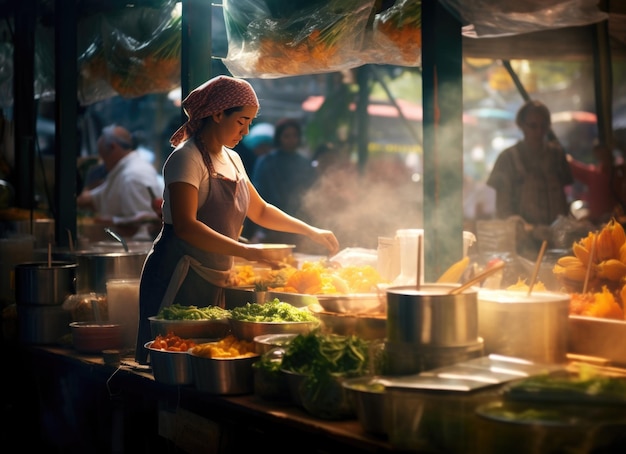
xmin=596 ymin=259 xmax=626 ymax=282
xmin=610 ymin=218 xmax=626 ymax=252
xmin=554 ymin=263 xmax=590 ymax=282
xmin=556 ymin=256 xmax=583 ymax=268
xmin=437 ymin=256 xmax=470 ymax=283
xmin=572 ymin=242 xmax=591 ymax=265
xmin=596 ymin=227 xmax=614 ymax=262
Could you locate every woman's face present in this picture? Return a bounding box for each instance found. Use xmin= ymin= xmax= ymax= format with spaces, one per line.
xmin=218 ymin=105 xmax=258 ymax=148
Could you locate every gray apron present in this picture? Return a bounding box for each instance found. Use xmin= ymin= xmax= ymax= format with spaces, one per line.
xmin=135 ymin=147 xmax=249 ymax=363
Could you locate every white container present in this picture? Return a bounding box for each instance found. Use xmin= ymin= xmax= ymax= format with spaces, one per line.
xmin=106 ymin=278 xmax=140 ymax=350
xmin=392 ymin=229 xmax=424 ymax=286
xmin=389 ymin=230 xmax=476 ymax=286
xmin=477 ymin=289 xmax=570 ymax=364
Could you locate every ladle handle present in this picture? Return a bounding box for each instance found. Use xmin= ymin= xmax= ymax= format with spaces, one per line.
xmin=449 ymin=261 xmax=505 ymax=295
xmin=104 ymin=227 xmax=129 ymax=252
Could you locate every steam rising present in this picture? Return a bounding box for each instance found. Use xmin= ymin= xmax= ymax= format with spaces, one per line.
xmin=298 ymin=153 xmax=423 ymax=254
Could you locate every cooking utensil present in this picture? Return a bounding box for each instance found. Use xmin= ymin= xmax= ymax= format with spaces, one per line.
xmin=386 ymin=284 xmax=479 ymax=347
xmin=14 ymin=261 xmax=77 ymax=305
xmin=449 ymin=261 xmax=506 ymax=295
xmin=104 ymin=227 xmax=129 ymax=252
xmin=477 ymin=289 xmax=570 ymax=363
xmin=527 ymin=240 xmax=547 ymax=296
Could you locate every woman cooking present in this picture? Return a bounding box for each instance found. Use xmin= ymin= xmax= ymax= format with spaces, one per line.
xmin=135 ymin=76 xmax=339 ymax=363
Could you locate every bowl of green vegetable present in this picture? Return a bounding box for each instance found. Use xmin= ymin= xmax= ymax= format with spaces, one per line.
xmin=149 ymin=304 xmax=231 ymax=339
xmin=228 ymin=299 xmax=320 ymax=342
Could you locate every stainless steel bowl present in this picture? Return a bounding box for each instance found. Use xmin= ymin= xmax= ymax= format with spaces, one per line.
xmin=315 ymin=311 xmax=386 ymax=340
xmin=229 ymin=318 xmax=320 ymax=342
xmin=316 ymin=293 xmax=385 ymax=314
xmin=245 ymin=243 xmax=295 ymax=262
xmin=342 ymin=376 xmax=389 ymax=436
xmin=145 ymin=341 xmax=193 ymax=386
xmin=253 ymin=333 xmax=297 ymax=354
xmin=149 ymin=316 xmax=230 ymax=339
xmin=189 ymin=349 xmax=260 ymax=394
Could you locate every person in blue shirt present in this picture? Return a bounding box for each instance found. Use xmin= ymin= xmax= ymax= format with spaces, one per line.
xmin=250 ymin=118 xmax=316 ymax=246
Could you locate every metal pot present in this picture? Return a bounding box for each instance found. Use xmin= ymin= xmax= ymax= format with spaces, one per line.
xmin=74 ymin=251 xmax=148 ymax=293
xmin=14 ymin=261 xmax=77 ymax=305
xmin=385 ymin=284 xmax=479 ymax=347
xmin=477 ymin=289 xmax=570 ymax=364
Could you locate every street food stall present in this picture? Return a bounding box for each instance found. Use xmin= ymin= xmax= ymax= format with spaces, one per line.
xmin=1 ymin=1 xmax=626 ymax=453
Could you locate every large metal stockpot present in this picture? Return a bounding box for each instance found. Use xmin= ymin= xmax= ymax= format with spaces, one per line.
xmin=477 ymin=289 xmax=570 ymax=364
xmin=385 ymin=284 xmax=479 ymax=347
xmin=14 ymin=261 xmax=77 ymax=305
xmin=74 ymin=251 xmax=148 ymax=293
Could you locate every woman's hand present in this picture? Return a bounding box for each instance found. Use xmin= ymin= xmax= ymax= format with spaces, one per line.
xmin=307 ymin=227 xmax=340 ymax=256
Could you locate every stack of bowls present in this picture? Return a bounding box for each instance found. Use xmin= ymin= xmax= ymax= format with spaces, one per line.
xmin=384 ymin=284 xmax=484 ymax=375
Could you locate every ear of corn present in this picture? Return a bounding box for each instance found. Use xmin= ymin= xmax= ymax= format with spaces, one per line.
xmin=437 ymin=256 xmax=470 ymax=283
xmin=609 ymin=219 xmax=626 ymax=256
xmin=572 ymin=242 xmax=591 ymax=265
xmin=596 ymin=228 xmax=614 ymax=262
xmin=595 ymin=259 xmax=626 ymax=282
xmin=553 ymin=263 xmax=590 ymax=282
xmin=556 ymin=256 xmax=583 ymax=268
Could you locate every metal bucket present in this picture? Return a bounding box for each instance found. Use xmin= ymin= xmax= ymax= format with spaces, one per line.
xmin=14 ymin=261 xmax=77 ymax=305
xmin=477 ymin=289 xmax=570 ymax=364
xmin=74 ymin=251 xmax=148 ymax=293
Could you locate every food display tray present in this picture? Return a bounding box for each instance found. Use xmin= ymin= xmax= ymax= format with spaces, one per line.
xmin=568 ymin=316 xmax=626 ymax=367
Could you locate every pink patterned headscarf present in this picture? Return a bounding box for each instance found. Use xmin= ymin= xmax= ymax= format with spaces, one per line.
xmin=169 ymin=75 xmax=259 ymax=147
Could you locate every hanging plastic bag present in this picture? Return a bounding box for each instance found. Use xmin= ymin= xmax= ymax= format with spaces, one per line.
xmin=439 ymin=0 xmax=608 ymax=38
xmin=366 ymin=0 xmax=422 ymax=67
xmin=222 ymin=0 xmax=376 ymax=78
xmin=78 ymin=2 xmax=181 ymax=104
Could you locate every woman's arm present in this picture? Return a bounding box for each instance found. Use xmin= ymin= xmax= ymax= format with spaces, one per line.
xmin=246 ymin=180 xmax=339 ymax=255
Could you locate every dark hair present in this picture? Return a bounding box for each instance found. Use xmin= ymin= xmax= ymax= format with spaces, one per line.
xmin=515 ymin=100 xmax=551 ymax=129
xmin=273 ymin=118 xmax=301 ymax=147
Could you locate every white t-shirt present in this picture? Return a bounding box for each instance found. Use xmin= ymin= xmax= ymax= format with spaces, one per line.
xmin=90 ymin=151 xmax=164 ymax=224
xmin=161 ymin=140 xmax=249 ymax=225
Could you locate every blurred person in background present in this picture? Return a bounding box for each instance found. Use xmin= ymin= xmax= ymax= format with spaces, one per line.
xmin=235 ymin=121 xmax=274 ymax=173
xmin=567 ymin=140 xmax=626 ymax=226
xmin=236 ymin=122 xmax=275 ymax=241
xmin=487 ymin=100 xmax=573 ymax=257
xmin=76 ymin=124 xmax=164 ymax=240
xmin=251 ymin=117 xmax=316 ymax=246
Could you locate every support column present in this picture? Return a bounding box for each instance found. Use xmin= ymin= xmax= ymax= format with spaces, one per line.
xmin=421 ymin=1 xmax=464 ymax=280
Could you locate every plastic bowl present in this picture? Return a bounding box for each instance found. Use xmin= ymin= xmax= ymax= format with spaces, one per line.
xmin=148 ymin=316 xmax=230 ymax=339
xmin=70 ymin=321 xmax=123 ymax=353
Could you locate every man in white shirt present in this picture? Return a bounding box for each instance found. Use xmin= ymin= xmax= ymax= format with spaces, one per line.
xmin=77 ymin=124 xmax=164 ymax=239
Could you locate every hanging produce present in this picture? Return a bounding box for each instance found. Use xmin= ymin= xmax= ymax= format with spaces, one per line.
xmin=222 ymin=0 xmax=377 ymax=78
xmin=78 ymin=3 xmax=181 ymax=103
xmin=370 ymin=0 xmax=422 ymax=67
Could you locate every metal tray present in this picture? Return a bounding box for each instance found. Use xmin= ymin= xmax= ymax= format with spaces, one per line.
xmin=568 ymin=316 xmax=626 ymax=367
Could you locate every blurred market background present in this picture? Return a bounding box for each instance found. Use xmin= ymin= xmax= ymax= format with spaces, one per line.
xmin=0 ymin=0 xmax=625 ymax=246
